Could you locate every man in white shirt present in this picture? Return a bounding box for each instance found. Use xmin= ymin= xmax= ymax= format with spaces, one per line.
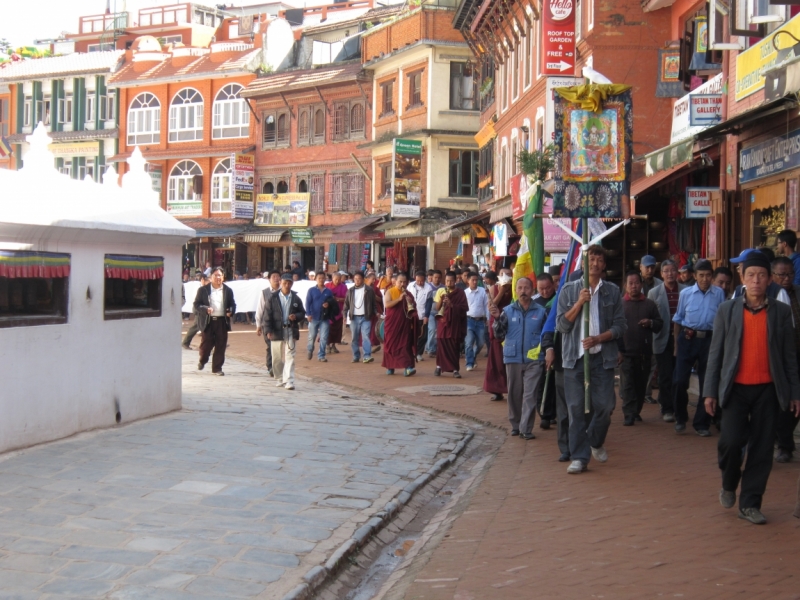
xmin=409 ymin=270 xmax=434 ymax=362
xmin=464 ymin=271 xmax=490 ymax=371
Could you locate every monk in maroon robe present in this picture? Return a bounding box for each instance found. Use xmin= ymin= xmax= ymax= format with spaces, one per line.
xmin=434 ymin=271 xmax=469 ymax=378
xmin=382 ymin=273 xmax=419 ymax=376
xmin=325 ymin=272 xmax=347 ymax=353
xmin=484 ymin=269 xmax=513 ymax=400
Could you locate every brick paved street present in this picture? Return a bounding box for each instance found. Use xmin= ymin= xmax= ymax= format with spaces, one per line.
xmin=0 ymin=349 xmax=468 ymax=599
xmin=225 ymin=324 xmax=800 ymax=598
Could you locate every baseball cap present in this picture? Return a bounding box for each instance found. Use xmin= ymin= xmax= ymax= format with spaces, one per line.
xmin=641 ymin=255 xmax=657 ymax=267
xmin=678 ymin=264 xmax=694 ymax=272
xmin=729 ymin=248 xmax=761 ymax=264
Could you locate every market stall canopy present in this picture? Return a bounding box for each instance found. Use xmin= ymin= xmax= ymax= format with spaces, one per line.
xmin=373 ymin=219 xmax=419 ymax=232
xmin=631 ymin=161 xmax=692 ymax=199
xmin=644 ymin=139 xmax=693 ymax=177
xmin=242 ymin=231 xmax=287 ymax=243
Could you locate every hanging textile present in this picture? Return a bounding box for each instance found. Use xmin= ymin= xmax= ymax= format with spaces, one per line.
xmin=340 ymin=244 xmax=350 ymax=271
xmin=385 ymin=247 xmax=396 ymax=269
xmin=349 ymin=243 xmax=361 ymax=273
xmin=329 ymin=243 xmax=338 ymax=265
xmin=493 ymin=223 xmax=508 ymax=257
xmin=360 ymin=244 xmax=371 ymax=271
xmin=0 ymin=251 xmax=70 ymax=279
xmin=104 ymin=255 xmax=164 ymax=280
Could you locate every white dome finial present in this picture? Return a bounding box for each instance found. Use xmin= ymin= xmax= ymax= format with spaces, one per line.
xmin=103 ymin=164 xmax=118 ymax=187
xmin=21 ymin=122 xmax=60 ymax=177
xmin=122 ymin=146 xmax=159 ymax=206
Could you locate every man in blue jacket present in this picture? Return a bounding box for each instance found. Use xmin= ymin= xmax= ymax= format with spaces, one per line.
xmin=557 ymin=245 xmax=627 ymax=474
xmin=491 ymin=277 xmax=547 ymax=440
xmin=306 ymin=271 xmax=334 ymax=362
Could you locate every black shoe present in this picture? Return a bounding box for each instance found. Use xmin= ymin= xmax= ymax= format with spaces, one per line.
xmin=558 ymin=452 xmax=571 ymax=462
xmin=539 ymin=420 xmax=550 ymax=430
xmin=490 ymin=394 xmax=504 ymax=402
xmin=212 ymin=371 xmax=224 ymax=376
xmin=675 ymin=423 xmax=686 ymax=433
xmin=644 ymin=396 xmax=658 ymax=404
xmin=623 ymin=416 xmax=635 ymax=426
xmin=434 ymin=367 xmax=441 ymax=376
xmin=197 ymin=362 xmax=204 ymax=371
xmin=182 ymin=343 xmax=191 ymax=350
xmin=634 ymin=414 xmax=643 ymax=422
xmin=510 ymin=429 xmax=520 ymax=436
xmin=719 ymin=489 xmax=736 ymax=509
xmin=776 ymin=450 xmax=792 ymax=463
xmin=695 ymin=429 xmax=712 ymax=437
xmin=307 ymin=350 xmax=313 ymax=360
xmin=453 ymin=371 xmax=461 ymax=378
xmin=520 ymin=432 xmax=536 ymax=440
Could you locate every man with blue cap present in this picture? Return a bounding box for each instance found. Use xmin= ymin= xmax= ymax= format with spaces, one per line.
xmin=672 ymin=258 xmax=725 ymax=436
xmin=639 ymin=255 xmax=662 ymax=296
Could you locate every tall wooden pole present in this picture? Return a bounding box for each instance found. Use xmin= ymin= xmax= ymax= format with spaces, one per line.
xmin=582 ymin=218 xmax=591 ymax=414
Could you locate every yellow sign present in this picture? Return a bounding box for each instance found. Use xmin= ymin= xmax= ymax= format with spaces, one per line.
xmin=735 ymin=14 xmax=800 ymax=101
xmin=254 ymin=193 xmax=310 ymax=227
xmin=47 ymin=141 xmax=100 ymax=157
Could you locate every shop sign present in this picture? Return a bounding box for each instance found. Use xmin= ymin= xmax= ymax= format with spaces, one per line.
xmin=232 ymin=153 xmax=254 ymax=219
xmin=541 ymin=0 xmax=576 ymax=76
xmin=391 ymin=138 xmax=422 ymax=219
xmin=255 ymin=192 xmax=310 ymax=227
xmin=147 ymin=164 xmax=162 ymax=195
xmin=739 ymin=127 xmax=800 ymax=184
xmin=290 ymin=228 xmax=314 ymax=244
xmin=542 ymin=196 xmax=571 ymax=252
xmin=48 ymin=141 xmax=99 ymax=157
xmin=167 ymin=199 xmax=202 ymax=216
xmin=685 ymin=187 xmax=716 ymax=219
xmin=670 ymin=73 xmax=723 ymax=144
xmin=688 ymin=94 xmax=723 ymax=127
xmin=545 ymin=76 xmax=584 ymax=144
xmin=735 ymin=13 xmax=800 ymax=101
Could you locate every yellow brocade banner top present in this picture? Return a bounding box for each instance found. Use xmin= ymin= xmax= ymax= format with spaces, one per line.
xmin=555 ymin=84 xmax=633 ymax=113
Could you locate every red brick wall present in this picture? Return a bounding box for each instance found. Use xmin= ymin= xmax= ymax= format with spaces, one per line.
xmin=362 ymin=7 xmax=465 ymax=63
xmin=252 ymin=81 xmax=374 ymax=227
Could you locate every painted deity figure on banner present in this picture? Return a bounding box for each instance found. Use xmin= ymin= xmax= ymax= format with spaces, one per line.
xmin=570 ymin=109 xmax=619 ymax=178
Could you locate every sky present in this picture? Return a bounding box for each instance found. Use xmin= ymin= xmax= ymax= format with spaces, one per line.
xmin=0 ymin=0 xmax=256 ymax=48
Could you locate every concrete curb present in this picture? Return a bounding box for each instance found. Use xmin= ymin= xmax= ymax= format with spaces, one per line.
xmin=280 ymin=429 xmax=475 ymax=600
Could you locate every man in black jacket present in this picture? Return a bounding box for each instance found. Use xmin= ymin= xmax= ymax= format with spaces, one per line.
xmin=264 ymin=274 xmax=306 ymax=390
xmin=704 ymin=251 xmax=800 ymax=524
xmin=343 ymin=271 xmax=377 ymax=363
xmin=255 ymin=270 xmax=282 ymax=377
xmin=182 ymin=274 xmax=209 ymax=349
xmin=193 ymin=267 xmax=236 ymax=375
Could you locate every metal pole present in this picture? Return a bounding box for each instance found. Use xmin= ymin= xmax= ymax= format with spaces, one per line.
xmin=582 ymin=218 xmax=591 ymax=414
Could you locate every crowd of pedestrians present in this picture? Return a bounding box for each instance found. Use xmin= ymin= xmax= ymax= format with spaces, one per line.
xmin=185 ymin=234 xmax=800 ymax=525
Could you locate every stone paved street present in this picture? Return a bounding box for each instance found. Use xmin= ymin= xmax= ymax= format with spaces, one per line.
xmin=0 ymin=353 xmax=469 ymax=599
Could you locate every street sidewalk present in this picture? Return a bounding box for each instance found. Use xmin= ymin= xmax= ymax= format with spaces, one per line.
xmin=213 ymin=324 xmax=800 ymax=597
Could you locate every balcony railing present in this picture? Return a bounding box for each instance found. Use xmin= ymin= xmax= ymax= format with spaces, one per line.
xmin=79 ymin=12 xmax=129 ymax=34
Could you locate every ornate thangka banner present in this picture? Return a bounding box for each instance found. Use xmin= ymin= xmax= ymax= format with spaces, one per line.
xmin=551 ymin=85 xmax=632 ymax=218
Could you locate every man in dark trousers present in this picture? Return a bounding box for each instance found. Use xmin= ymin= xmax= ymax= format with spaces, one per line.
xmin=620 ymin=272 xmax=662 ymax=426
xmin=264 ymin=274 xmax=306 ymax=390
xmin=704 ymin=250 xmax=800 ymax=524
xmin=182 ymin=274 xmax=209 ymax=349
xmin=672 ymin=259 xmax=725 ymax=436
xmin=256 ymin=270 xmax=282 ymax=377
xmin=343 ymin=271 xmax=377 ymax=363
xmin=194 ymin=267 xmax=236 ymax=376
xmin=556 ymin=245 xmax=626 ymax=474
xmin=648 ymin=259 xmax=684 ymax=423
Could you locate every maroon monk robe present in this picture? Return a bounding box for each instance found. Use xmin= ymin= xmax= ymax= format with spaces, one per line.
xmin=371 ymin=282 xmax=384 ymax=348
xmin=382 ymin=289 xmax=419 ymax=370
xmin=325 ymin=281 xmax=347 ymax=344
xmin=484 ymin=284 xmax=513 ymax=395
xmin=436 ymin=287 xmax=468 ymax=373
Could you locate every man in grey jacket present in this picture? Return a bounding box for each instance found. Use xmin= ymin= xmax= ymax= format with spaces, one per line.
xmin=647 ymin=260 xmax=685 ymax=422
xmin=556 ymin=245 xmax=627 ymax=474
xmin=704 ymin=250 xmax=800 ymax=524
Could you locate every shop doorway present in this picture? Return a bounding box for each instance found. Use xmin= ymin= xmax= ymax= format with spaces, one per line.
xmin=407 ymin=245 xmax=427 ymax=274
xmin=260 ymin=247 xmax=283 ymax=273
xmin=301 ymin=247 xmax=316 ymax=274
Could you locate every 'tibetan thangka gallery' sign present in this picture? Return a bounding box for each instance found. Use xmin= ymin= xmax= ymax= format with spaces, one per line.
xmin=541 ymin=0 xmax=576 ymax=76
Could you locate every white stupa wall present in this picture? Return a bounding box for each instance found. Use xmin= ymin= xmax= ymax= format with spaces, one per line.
xmin=0 ymin=125 xmax=195 ymax=454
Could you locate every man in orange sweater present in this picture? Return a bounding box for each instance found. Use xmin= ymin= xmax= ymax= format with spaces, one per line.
xmin=704 ymin=250 xmax=800 ymax=524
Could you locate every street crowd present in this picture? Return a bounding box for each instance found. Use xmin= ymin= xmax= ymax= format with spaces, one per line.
xmin=184 ymin=231 xmax=800 ymax=526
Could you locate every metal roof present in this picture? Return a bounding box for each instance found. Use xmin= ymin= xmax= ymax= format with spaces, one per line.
xmin=0 ymin=51 xmax=123 ymax=82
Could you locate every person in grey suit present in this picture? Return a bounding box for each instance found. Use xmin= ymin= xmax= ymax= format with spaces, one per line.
xmin=647 ymin=260 xmax=685 ymax=422
xmin=556 ymin=245 xmax=626 ymax=474
xmin=704 ymin=250 xmax=800 ymax=524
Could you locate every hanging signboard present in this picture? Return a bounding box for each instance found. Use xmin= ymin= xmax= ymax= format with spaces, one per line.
xmin=670 ymin=73 xmax=723 ymax=144
xmin=688 ymin=94 xmax=723 ymax=127
xmin=735 ymin=13 xmax=800 ymax=101
xmin=290 ymin=228 xmax=314 ymax=243
xmin=541 ymin=0 xmax=576 ymax=76
xmin=545 ymin=76 xmax=584 ymax=144
xmin=510 ymin=172 xmax=528 ymax=220
xmin=255 ymin=193 xmax=310 ymax=226
xmin=542 ymin=196 xmax=572 ymax=252
xmin=685 ymin=187 xmax=716 ymax=219
xmin=391 ymin=138 xmax=422 ymax=218
xmin=147 ymin=164 xmax=162 ymax=195
xmin=232 ymin=153 xmax=255 ymax=219
xmin=739 ymin=127 xmax=800 ymax=184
